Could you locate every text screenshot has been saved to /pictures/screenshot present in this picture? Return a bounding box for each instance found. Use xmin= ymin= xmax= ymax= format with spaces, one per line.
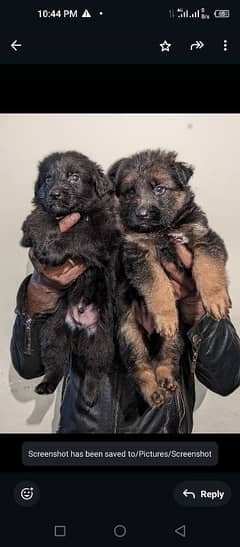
xmin=0 ymin=114 xmax=240 ymax=544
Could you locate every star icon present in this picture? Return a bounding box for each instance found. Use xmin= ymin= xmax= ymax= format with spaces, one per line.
xmin=159 ymin=40 xmax=172 ymax=52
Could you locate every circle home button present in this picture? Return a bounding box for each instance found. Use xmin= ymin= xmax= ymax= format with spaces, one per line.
xmin=113 ymin=524 xmax=127 ymax=538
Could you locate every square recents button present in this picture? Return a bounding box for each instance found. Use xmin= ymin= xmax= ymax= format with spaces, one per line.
xmin=54 ymin=525 xmax=67 ymax=537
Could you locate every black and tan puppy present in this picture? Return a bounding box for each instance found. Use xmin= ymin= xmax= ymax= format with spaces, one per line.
xmin=21 ymin=151 xmax=120 ymax=403
xmin=109 ymin=149 xmax=230 ymax=408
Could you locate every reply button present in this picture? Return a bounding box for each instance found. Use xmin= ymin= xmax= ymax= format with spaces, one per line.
xmin=174 ymin=481 xmax=231 ymax=507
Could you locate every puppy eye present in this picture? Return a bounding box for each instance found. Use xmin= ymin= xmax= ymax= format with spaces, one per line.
xmin=45 ymin=176 xmax=53 ymax=185
xmin=68 ymin=173 xmax=80 ymax=182
xmin=125 ymin=188 xmax=135 ymax=198
xmin=154 ymin=185 xmax=166 ymax=195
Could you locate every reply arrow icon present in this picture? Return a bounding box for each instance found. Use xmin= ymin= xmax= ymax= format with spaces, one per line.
xmin=11 ymin=40 xmax=22 ymax=52
xmin=183 ymin=488 xmax=196 ymax=499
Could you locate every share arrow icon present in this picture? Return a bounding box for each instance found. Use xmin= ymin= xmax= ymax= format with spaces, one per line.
xmin=11 ymin=39 xmax=22 ymax=52
xmin=190 ymin=40 xmax=204 ymax=51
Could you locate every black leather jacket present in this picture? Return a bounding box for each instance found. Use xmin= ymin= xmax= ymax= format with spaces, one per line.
xmin=10 ymin=276 xmax=240 ymax=433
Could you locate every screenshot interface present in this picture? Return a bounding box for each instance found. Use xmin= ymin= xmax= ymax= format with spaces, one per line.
xmin=1 ymin=112 xmax=240 ymax=545
xmin=0 ymin=3 xmax=237 ymax=64
xmin=0 ymin=3 xmax=240 ymax=547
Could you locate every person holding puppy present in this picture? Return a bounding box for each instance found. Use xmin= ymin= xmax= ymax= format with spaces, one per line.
xmin=11 ymin=212 xmax=240 ymax=433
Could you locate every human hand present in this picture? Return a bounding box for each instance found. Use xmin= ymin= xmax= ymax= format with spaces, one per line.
xmin=29 ymin=213 xmax=86 ymax=290
xmin=161 ymin=243 xmax=205 ymax=325
xmin=26 ymin=213 xmax=86 ymax=317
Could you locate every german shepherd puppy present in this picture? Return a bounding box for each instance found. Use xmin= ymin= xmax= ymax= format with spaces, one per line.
xmin=108 ymin=149 xmax=231 ymax=408
xmin=21 ymin=151 xmax=120 ymax=404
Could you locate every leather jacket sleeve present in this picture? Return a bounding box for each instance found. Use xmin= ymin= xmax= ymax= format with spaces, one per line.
xmin=10 ymin=276 xmax=59 ymax=379
xmin=11 ymin=278 xmax=240 ymax=397
xmin=187 ymin=314 xmax=240 ymax=395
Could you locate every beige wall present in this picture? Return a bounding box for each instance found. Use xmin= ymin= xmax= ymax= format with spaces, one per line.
xmin=0 ymin=114 xmax=239 ymax=433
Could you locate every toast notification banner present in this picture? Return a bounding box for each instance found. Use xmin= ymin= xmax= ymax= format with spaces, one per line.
xmin=22 ymin=442 xmax=218 ymax=466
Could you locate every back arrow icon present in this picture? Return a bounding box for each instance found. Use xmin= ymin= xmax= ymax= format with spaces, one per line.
xmin=175 ymin=525 xmax=187 ymax=538
xmin=11 ymin=40 xmax=22 ymax=52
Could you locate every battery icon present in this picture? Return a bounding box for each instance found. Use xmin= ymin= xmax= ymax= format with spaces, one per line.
xmin=214 ymin=9 xmax=230 ymax=18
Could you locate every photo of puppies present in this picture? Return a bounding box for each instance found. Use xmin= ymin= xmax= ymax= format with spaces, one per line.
xmin=21 ymin=151 xmax=120 ymax=405
xmin=1 ymin=114 xmax=239 ymax=435
xmin=109 ymin=149 xmax=231 ymax=408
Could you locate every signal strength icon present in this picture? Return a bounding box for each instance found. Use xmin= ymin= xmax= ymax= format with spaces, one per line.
xmin=169 ymin=8 xmax=210 ymax=20
xmin=190 ymin=9 xmax=200 ymax=18
xmin=177 ymin=8 xmax=190 ymax=18
xmin=177 ymin=8 xmax=201 ymax=18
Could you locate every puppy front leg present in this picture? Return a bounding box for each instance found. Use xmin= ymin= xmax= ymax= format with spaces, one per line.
xmin=35 ymin=233 xmax=71 ymax=266
xmin=170 ymin=225 xmax=231 ymax=320
xmin=120 ymin=306 xmax=168 ymax=408
xmin=192 ymin=249 xmax=230 ymax=320
xmin=189 ymin=229 xmax=230 ymax=320
xmin=21 ymin=212 xmax=65 ymax=265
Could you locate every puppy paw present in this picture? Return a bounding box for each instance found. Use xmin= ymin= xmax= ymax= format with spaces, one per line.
xmin=35 ymin=381 xmax=57 ymax=395
xmin=155 ymin=366 xmax=179 ymax=393
xmin=35 ymin=241 xmax=66 ymax=266
xmin=201 ymin=287 xmax=231 ymax=320
xmin=139 ymin=378 xmax=171 ymax=408
xmin=149 ymin=386 xmax=175 ymax=408
xmin=154 ymin=310 xmax=178 ymax=337
xmin=149 ymin=388 xmax=167 ymax=408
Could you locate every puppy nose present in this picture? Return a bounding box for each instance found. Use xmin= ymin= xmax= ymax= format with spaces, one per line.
xmin=135 ymin=206 xmax=149 ymax=218
xmin=50 ymin=189 xmax=62 ymax=200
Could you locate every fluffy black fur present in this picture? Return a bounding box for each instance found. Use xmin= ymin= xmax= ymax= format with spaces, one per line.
xmin=21 ymin=151 xmax=120 ymax=404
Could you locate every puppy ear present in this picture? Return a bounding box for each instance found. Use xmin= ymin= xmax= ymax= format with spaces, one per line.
xmin=33 ymin=158 xmax=46 ymax=203
xmin=34 ymin=176 xmax=40 ymax=199
xmin=33 ymin=169 xmax=44 ymax=203
xmin=107 ymin=158 xmax=127 ymax=196
xmin=94 ymin=171 xmax=113 ymax=198
xmin=174 ymin=162 xmax=194 ymax=187
xmin=107 ymin=158 xmax=127 ymax=183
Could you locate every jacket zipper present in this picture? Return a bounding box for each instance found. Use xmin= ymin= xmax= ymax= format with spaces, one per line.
xmin=21 ymin=304 xmax=59 ymax=357
xmin=191 ymin=348 xmax=199 ymax=374
xmin=24 ymin=317 xmax=32 ymax=355
xmin=176 ymin=388 xmax=186 ymax=433
xmin=176 ymin=338 xmax=201 ymax=433
xmin=191 ymin=336 xmax=201 ymax=374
